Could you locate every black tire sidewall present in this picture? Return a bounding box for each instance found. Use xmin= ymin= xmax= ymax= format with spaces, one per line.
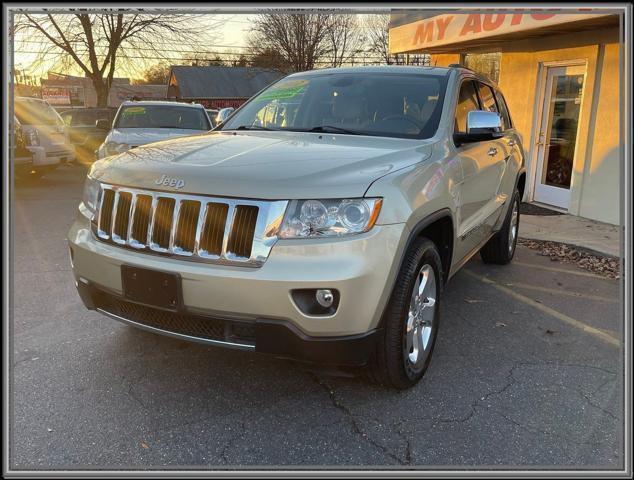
xmin=381 ymin=238 xmax=443 ymax=388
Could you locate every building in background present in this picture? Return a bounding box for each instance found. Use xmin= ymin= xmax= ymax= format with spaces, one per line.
xmin=389 ymin=10 xmax=621 ymax=225
xmin=40 ymin=72 xmax=166 ymax=108
xmin=167 ymin=66 xmax=285 ymax=109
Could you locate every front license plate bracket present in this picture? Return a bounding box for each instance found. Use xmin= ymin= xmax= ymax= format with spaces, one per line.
xmin=121 ymin=265 xmax=182 ymax=311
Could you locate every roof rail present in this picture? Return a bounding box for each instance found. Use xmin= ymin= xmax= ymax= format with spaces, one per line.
xmin=448 ymin=63 xmax=472 ymax=70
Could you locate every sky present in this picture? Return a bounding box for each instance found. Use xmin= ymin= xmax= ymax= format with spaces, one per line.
xmin=13 ymin=13 xmax=256 ymax=80
xmin=13 ymin=11 xmax=387 ymax=82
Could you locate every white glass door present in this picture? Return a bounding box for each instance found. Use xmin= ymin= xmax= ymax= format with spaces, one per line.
xmin=533 ymin=64 xmax=585 ymax=210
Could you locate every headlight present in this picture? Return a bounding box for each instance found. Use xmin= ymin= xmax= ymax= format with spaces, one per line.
xmin=81 ymin=176 xmax=100 ymax=218
xmin=279 ymin=198 xmax=382 ymax=238
xmin=104 ymin=142 xmax=129 ymax=156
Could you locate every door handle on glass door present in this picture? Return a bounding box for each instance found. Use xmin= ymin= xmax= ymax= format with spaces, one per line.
xmin=487 ymin=147 xmax=498 ymax=156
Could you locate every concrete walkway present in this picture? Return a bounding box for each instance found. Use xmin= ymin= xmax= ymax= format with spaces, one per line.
xmin=518 ymin=212 xmax=621 ymax=257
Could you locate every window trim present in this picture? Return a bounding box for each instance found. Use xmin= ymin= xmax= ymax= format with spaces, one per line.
xmin=493 ymin=89 xmax=513 ymax=130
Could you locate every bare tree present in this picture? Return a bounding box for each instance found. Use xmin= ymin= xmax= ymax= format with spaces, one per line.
xmin=248 ymin=12 xmax=334 ymax=72
xmin=362 ymin=14 xmax=430 ymax=66
xmin=13 ymin=11 xmax=220 ymax=106
xmin=363 ymin=14 xmax=392 ymax=64
xmin=325 ymin=14 xmax=364 ymax=68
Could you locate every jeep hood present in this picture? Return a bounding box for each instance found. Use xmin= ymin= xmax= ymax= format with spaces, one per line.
xmin=90 ymin=131 xmax=434 ymax=199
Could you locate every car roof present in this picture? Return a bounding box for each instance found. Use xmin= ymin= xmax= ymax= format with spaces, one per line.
xmin=285 ymin=65 xmax=499 ymax=88
xmin=119 ymin=100 xmax=203 ymax=108
xmin=288 ymin=65 xmax=452 ymax=77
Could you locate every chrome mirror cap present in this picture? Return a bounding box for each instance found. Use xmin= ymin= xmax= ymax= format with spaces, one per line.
xmin=466 ymin=110 xmax=503 ymax=135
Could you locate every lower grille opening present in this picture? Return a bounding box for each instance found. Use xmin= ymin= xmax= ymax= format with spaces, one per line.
xmin=95 ymin=293 xmax=255 ymax=346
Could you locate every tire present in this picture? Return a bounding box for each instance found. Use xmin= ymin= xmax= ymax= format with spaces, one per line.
xmin=480 ymin=189 xmax=520 ymax=265
xmin=368 ymin=237 xmax=443 ymax=389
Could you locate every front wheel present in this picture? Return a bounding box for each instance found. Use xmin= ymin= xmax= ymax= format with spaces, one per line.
xmin=480 ymin=189 xmax=520 ymax=265
xmin=368 ymin=237 xmax=442 ymax=389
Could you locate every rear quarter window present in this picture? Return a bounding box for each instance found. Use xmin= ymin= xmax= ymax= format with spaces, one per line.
xmin=494 ymin=90 xmax=513 ymax=130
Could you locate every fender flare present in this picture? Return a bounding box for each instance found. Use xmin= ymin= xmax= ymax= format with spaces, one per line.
xmin=375 ymin=208 xmax=455 ymax=330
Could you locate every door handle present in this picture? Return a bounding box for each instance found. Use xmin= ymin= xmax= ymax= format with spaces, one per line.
xmin=507 ymin=139 xmax=516 ymax=147
xmin=487 ymin=147 xmax=498 ymax=156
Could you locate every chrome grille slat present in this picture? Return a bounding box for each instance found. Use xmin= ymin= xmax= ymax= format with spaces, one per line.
xmin=126 ymin=193 xmax=138 ymax=246
xmin=112 ymin=191 xmax=132 ymax=245
xmin=110 ymin=191 xmax=121 ymax=242
xmin=130 ymin=194 xmax=152 ymax=249
xmin=91 ymin=184 xmax=288 ymax=268
xmin=97 ymin=189 xmax=115 ymax=239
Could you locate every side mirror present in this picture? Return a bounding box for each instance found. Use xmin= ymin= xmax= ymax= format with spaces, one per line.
xmin=216 ymin=107 xmax=235 ymax=125
xmin=95 ymin=119 xmax=111 ymax=130
xmin=454 ymin=110 xmax=503 ymax=145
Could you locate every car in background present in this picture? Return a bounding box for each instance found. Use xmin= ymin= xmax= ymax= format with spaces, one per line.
xmin=59 ymin=107 xmax=117 ymax=162
xmin=96 ymin=101 xmax=213 ymax=159
xmin=205 ymin=109 xmax=219 ymax=127
xmin=12 ymin=116 xmax=34 ymax=177
xmin=14 ymin=98 xmax=74 ymax=175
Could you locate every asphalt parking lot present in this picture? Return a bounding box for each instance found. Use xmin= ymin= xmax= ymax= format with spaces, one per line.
xmin=10 ymin=163 xmax=623 ymax=470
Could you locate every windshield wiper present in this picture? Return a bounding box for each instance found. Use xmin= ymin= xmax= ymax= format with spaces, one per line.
xmin=233 ymin=125 xmax=275 ymax=131
xmin=306 ymin=125 xmax=361 ymax=135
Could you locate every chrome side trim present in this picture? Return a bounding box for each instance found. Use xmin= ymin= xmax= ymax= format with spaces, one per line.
xmin=96 ymin=308 xmax=255 ymax=351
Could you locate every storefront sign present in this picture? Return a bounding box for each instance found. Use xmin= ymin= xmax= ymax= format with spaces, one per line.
xmin=199 ymin=99 xmax=246 ymax=109
xmin=42 ymin=86 xmax=71 ymax=105
xmin=389 ymin=12 xmax=614 ymax=54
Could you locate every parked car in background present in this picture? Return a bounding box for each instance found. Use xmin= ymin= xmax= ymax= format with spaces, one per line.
xmin=96 ymin=101 xmax=213 ymax=159
xmin=69 ymin=66 xmax=525 ymax=389
xmin=60 ymin=107 xmax=117 ymax=162
xmin=205 ymin=109 xmax=219 ymax=127
xmin=215 ymin=107 xmax=235 ymax=126
xmin=15 ymin=97 xmax=75 ymax=170
xmin=12 ymin=116 xmax=34 ymax=177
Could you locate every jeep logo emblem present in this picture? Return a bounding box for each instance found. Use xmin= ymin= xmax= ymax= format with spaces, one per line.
xmin=155 ymin=174 xmax=185 ymax=190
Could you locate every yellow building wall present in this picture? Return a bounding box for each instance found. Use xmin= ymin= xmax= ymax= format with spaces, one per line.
xmin=496 ymin=42 xmax=620 ymax=224
xmin=430 ymin=53 xmax=461 ymax=67
xmin=576 ymin=43 xmax=621 ymax=225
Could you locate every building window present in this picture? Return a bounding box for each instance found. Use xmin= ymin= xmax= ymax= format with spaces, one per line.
xmin=462 ymin=53 xmax=501 ymax=84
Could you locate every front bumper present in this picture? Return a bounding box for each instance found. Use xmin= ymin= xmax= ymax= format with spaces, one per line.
xmin=68 ymin=212 xmax=409 ymax=365
xmin=75 ymin=280 xmax=380 ymax=366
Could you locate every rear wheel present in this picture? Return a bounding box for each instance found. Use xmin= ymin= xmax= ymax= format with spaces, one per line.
xmin=368 ymin=237 xmax=442 ymax=389
xmin=480 ymin=189 xmax=520 ymax=265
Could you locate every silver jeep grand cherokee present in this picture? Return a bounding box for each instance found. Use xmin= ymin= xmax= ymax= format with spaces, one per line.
xmin=68 ymin=66 xmax=525 ymax=389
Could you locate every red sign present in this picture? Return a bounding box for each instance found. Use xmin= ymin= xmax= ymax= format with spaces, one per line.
xmin=389 ymin=12 xmax=614 ymax=53
xmin=198 ymin=98 xmax=246 ymax=109
xmin=42 ymin=86 xmax=71 ymax=105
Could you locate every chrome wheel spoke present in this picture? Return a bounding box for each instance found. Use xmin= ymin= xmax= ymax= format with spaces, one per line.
xmin=405 ymin=263 xmax=437 ymax=369
xmin=421 ymin=325 xmax=432 ymax=350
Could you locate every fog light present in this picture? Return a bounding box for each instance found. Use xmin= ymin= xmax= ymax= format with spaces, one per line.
xmin=315 ymin=289 xmax=334 ymax=308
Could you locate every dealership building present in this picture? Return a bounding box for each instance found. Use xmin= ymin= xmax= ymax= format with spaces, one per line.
xmin=389 ymin=11 xmax=622 ymax=225
xmin=167 ymin=66 xmax=285 ymax=109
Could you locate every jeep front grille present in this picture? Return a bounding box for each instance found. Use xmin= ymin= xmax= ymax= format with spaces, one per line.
xmin=93 ymin=183 xmax=288 ymax=267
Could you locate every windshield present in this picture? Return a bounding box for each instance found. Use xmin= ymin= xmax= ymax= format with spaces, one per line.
xmin=15 ymin=99 xmax=64 ymax=126
xmin=221 ymin=72 xmax=448 ymax=139
xmin=113 ymin=105 xmax=210 ymax=130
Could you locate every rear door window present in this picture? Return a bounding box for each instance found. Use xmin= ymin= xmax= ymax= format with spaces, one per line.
xmin=477 ymin=83 xmax=499 ymax=113
xmin=494 ymin=90 xmax=513 ymax=130
xmin=454 ymin=80 xmax=480 ymax=134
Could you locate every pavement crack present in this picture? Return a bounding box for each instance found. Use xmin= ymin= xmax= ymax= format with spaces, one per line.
xmin=560 ymin=385 xmax=618 ymax=420
xmin=308 ymin=372 xmax=407 ymax=465
xmin=441 ymin=362 xmax=518 ymax=424
xmin=219 ymin=420 xmax=246 ymax=465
